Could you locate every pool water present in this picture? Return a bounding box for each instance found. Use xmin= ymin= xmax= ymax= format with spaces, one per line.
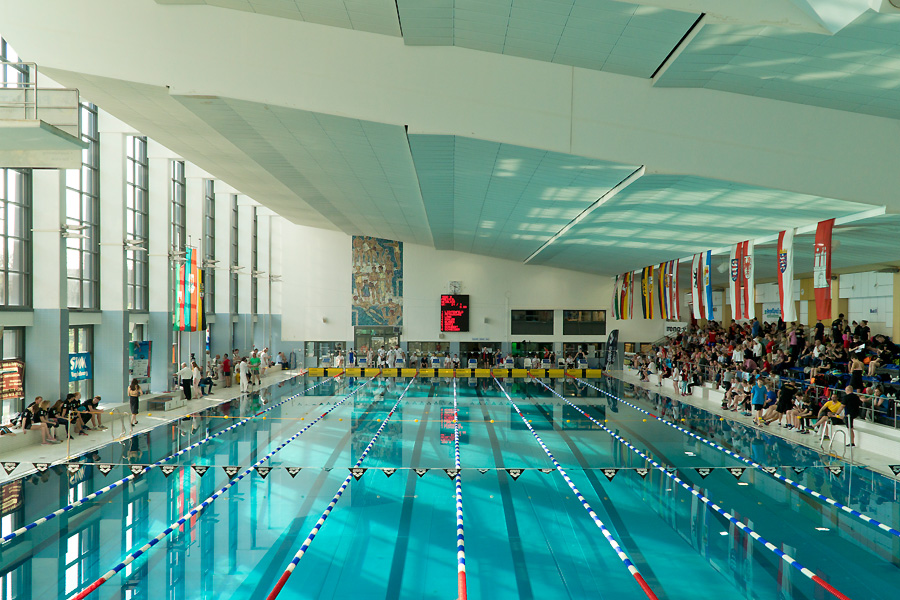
xmin=0 ymin=375 xmax=898 ymax=599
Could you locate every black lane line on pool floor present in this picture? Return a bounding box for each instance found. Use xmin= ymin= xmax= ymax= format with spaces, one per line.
xmin=531 ymin=402 xmax=668 ymax=599
xmin=478 ymin=401 xmax=535 ymax=600
xmin=242 ymin=396 xmax=384 ymax=599
xmin=384 ymin=402 xmax=433 ymax=600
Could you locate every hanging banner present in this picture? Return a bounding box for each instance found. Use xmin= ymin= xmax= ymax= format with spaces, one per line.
xmin=742 ymin=241 xmax=755 ymax=320
xmin=813 ymin=219 xmax=834 ymax=320
xmin=128 ymin=341 xmax=151 ymax=382
xmin=612 ymin=275 xmax=620 ymax=320
xmin=691 ymin=254 xmax=703 ymax=320
xmin=0 ymin=359 xmax=24 ymax=400
xmin=68 ymin=352 xmax=92 ymax=382
xmin=641 ymin=266 xmax=654 ymax=319
xmin=628 ymin=271 xmax=635 ymax=321
xmin=175 ymin=247 xmax=205 ymax=332
xmin=669 ymin=259 xmax=681 ymax=321
xmin=703 ymin=251 xmax=714 ymax=320
xmin=729 ymin=242 xmax=744 ymax=320
xmin=619 ymin=272 xmax=629 ymax=320
xmin=777 ymin=229 xmax=798 ymax=322
xmin=657 ymin=262 xmax=668 ymax=320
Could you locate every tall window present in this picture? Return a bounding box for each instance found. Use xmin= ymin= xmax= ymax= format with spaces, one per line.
xmin=203 ymin=180 xmax=215 ymax=313
xmin=1 ymin=36 xmax=29 ymax=88
xmin=251 ymin=207 xmax=258 ymax=314
xmin=0 ymin=168 xmax=31 ymax=308
xmin=230 ymin=195 xmax=238 ymax=314
xmin=171 ymin=161 xmax=186 ymax=254
xmin=125 ymin=136 xmax=149 ymax=311
xmin=66 ymin=102 xmax=100 ymax=309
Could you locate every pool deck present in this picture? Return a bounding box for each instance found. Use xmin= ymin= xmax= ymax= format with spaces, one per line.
xmin=0 ymin=368 xmax=307 ymax=485
xmin=608 ymin=368 xmax=900 ymax=480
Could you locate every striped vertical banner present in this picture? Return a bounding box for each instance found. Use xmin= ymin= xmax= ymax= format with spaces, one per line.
xmin=612 ymin=275 xmax=621 ymax=320
xmin=657 ymin=262 xmax=668 ymax=320
xmin=189 ymin=248 xmax=199 ymax=331
xmin=669 ymin=259 xmax=681 ymax=321
xmin=703 ymin=250 xmax=714 ymax=321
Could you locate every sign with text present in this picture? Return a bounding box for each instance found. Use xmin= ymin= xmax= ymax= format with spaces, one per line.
xmin=69 ymin=352 xmax=92 ymax=382
xmin=0 ymin=359 xmax=24 ymax=399
xmin=440 ymin=294 xmax=470 ymax=332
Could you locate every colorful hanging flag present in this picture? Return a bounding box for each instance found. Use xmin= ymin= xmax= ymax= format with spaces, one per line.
xmin=641 ymin=266 xmax=654 ymax=319
xmin=729 ymin=242 xmax=745 ymax=320
xmin=691 ymin=254 xmax=704 ymax=320
xmin=629 ymin=271 xmax=635 ymax=319
xmin=814 ymin=219 xmax=834 ymax=320
xmin=742 ymin=241 xmax=755 ymax=320
xmin=658 ymin=262 xmax=668 ymax=320
xmin=777 ymin=229 xmax=798 ymax=322
xmin=619 ymin=272 xmax=629 ymax=320
xmin=612 ymin=275 xmax=620 ymax=320
xmin=702 ymin=251 xmax=714 ymax=320
xmin=669 ymin=259 xmax=681 ymax=321
xmin=175 ymin=247 xmax=206 ymax=332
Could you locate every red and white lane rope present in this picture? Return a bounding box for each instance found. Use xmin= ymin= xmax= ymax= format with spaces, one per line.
xmin=2 ymin=372 xmax=337 ymax=545
xmin=452 ymin=378 xmax=467 ymax=600
xmin=577 ymin=376 xmax=900 ymax=540
xmin=70 ymin=377 xmax=371 ymax=600
xmin=535 ymin=377 xmax=853 ymax=600
xmin=493 ymin=378 xmax=659 ymax=600
xmin=265 ymin=377 xmax=415 ymax=600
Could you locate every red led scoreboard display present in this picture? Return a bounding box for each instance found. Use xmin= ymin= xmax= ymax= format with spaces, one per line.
xmin=440 ymin=295 xmax=469 ymax=332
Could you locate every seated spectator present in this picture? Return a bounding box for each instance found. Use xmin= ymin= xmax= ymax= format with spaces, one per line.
xmin=20 ymin=397 xmax=62 ymax=445
xmin=79 ymin=396 xmax=107 ymax=431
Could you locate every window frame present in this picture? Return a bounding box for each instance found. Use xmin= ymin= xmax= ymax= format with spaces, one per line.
xmin=125 ymin=136 xmax=149 ymax=312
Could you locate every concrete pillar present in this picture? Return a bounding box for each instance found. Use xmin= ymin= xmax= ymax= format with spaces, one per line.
xmin=269 ymin=216 xmax=284 ymax=355
xmin=148 ymin=141 xmax=176 ymax=392
xmin=25 ymin=169 xmax=69 ymax=401
xmin=94 ymin=119 xmax=130 ymax=401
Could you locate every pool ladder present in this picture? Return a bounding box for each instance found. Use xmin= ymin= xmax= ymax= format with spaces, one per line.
xmin=818 ymin=421 xmax=847 ymax=457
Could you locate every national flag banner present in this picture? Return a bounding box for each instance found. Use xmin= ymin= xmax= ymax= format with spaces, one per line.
xmin=691 ymin=254 xmax=703 ymax=320
xmin=729 ymin=242 xmax=744 ymax=320
xmin=189 ymin=247 xmax=199 ymax=331
xmin=175 ymin=254 xmax=186 ymax=331
xmin=742 ymin=241 xmax=755 ymax=320
xmin=619 ymin=272 xmax=628 ymax=320
xmin=641 ymin=266 xmax=653 ymax=319
xmin=629 ymin=270 xmax=635 ymax=319
xmin=703 ymin=250 xmax=714 ymax=320
xmin=669 ymin=259 xmax=680 ymax=321
xmin=814 ymin=219 xmax=835 ymax=320
xmin=612 ymin=275 xmax=620 ymax=320
xmin=658 ymin=262 xmax=668 ymax=320
xmin=777 ymin=229 xmax=798 ymax=322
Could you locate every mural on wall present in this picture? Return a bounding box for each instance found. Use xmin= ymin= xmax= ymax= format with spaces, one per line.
xmin=352 ymin=236 xmax=403 ymax=326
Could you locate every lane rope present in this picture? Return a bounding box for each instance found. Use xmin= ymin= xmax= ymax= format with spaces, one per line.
xmin=265 ymin=377 xmax=415 ymax=600
xmin=493 ymin=378 xmax=660 ymax=600
xmin=2 ymin=373 xmax=341 ymax=545
xmin=577 ymin=376 xmax=900 ymax=540
xmin=534 ymin=377 xmax=853 ymax=600
xmin=70 ymin=378 xmax=373 ymax=600
xmin=453 ymin=378 xmax=467 ymax=600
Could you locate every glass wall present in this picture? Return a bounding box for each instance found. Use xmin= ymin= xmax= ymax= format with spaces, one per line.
xmin=230 ymin=195 xmax=238 ymax=314
xmin=125 ymin=136 xmax=149 ymax=311
xmin=171 ymin=161 xmax=185 ymax=254
xmin=66 ymin=103 xmax=100 ymax=309
xmin=510 ymin=309 xmax=554 ymax=335
xmin=0 ymin=327 xmax=25 ymax=422
xmin=563 ymin=309 xmax=607 ymax=335
xmin=0 ymin=168 xmax=31 ymax=308
xmin=251 ymin=207 xmax=258 ymax=315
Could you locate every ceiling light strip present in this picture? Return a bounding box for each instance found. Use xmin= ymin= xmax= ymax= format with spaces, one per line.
xmin=524 ymin=165 xmax=645 ymax=265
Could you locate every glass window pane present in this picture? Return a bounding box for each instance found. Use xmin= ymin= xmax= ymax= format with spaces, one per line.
xmin=8 ymin=272 xmax=22 ymax=305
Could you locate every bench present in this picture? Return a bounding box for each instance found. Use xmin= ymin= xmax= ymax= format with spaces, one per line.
xmin=0 ymin=401 xmax=129 ymax=454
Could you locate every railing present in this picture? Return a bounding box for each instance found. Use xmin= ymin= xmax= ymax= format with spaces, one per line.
xmin=629 ymin=355 xmax=900 ymax=429
xmin=0 ymin=60 xmax=81 ymax=138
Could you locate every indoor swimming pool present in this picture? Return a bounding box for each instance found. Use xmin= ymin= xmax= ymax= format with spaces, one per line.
xmin=0 ymin=374 xmax=898 ymax=599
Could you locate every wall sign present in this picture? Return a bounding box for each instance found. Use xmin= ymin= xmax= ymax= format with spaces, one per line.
xmin=440 ymin=295 xmax=470 ymax=332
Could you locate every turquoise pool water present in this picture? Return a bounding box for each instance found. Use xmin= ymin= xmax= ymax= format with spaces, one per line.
xmin=0 ymin=375 xmax=897 ymax=599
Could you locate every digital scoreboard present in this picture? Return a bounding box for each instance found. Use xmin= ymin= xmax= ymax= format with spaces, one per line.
xmin=440 ymin=294 xmax=470 ymax=332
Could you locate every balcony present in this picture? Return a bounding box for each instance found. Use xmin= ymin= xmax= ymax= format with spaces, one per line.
xmin=0 ymin=61 xmax=87 ymax=168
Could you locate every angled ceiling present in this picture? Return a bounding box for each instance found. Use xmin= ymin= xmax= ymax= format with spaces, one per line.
xmin=3 ymin=0 xmax=900 ymax=280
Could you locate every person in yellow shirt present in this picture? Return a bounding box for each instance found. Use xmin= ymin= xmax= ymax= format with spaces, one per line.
xmin=812 ymin=396 xmax=844 ymax=433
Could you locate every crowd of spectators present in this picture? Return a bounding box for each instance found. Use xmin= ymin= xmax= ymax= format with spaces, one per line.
xmin=630 ymin=315 xmax=899 ymax=439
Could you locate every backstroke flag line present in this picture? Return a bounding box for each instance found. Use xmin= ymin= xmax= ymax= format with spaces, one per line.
xmin=814 ymin=219 xmax=834 ymax=320
xmin=777 ymin=229 xmax=798 ymax=322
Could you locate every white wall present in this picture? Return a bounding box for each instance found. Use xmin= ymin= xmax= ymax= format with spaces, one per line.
xmin=840 ymin=272 xmax=894 ymax=335
xmin=279 ymin=222 xmax=668 ymax=344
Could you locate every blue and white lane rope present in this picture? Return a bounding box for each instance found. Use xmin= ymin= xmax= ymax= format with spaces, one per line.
xmin=535 ymin=377 xmax=852 ymax=600
xmin=2 ymin=372 xmax=337 ymax=545
xmin=71 ymin=377 xmax=372 ymax=600
xmin=266 ymin=377 xmax=415 ymax=600
xmin=493 ymin=378 xmax=660 ymax=600
xmin=577 ymin=376 xmax=900 ymax=540
xmin=452 ymin=378 xmax=468 ymax=600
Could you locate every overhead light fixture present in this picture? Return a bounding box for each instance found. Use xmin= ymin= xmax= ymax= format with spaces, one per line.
xmin=815 ymin=527 xmax=830 ymax=531
xmin=737 ymin=482 xmax=749 ymax=486
xmin=684 ymin=451 xmax=696 ymax=456
xmin=719 ymin=531 xmax=729 ymax=536
xmin=229 ymin=265 xmax=245 ymax=273
xmin=251 ymin=270 xmax=266 ymax=278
